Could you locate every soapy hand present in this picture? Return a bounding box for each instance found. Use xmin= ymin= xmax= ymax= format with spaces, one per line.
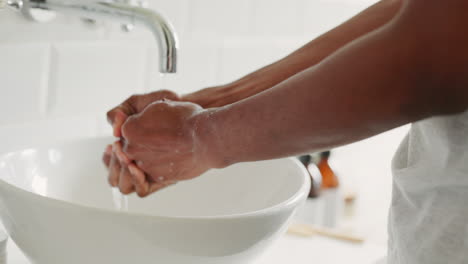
xmin=103 ymin=90 xmax=181 ymax=196
xmin=121 ymin=100 xmax=214 ymax=196
xmin=106 ymin=90 xmax=180 ymax=138
xmin=104 ymin=93 xmax=218 ymax=197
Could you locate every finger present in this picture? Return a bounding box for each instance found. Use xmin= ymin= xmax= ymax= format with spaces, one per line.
xmin=102 ymin=145 xmax=112 ymax=168
xmin=108 ymin=152 xmax=121 ymax=187
xmin=118 ymin=165 xmax=135 ymax=195
xmin=107 ymin=97 xmax=135 ymax=126
xmin=113 ymin=140 xmax=131 ymax=166
xmin=181 ymin=94 xmax=212 ymax=107
xmin=112 ymin=111 xmax=128 ymax=138
xmin=107 ymin=105 xmax=132 ymax=138
xmin=148 ymin=90 xmax=180 ymax=103
xmin=128 ymin=163 xmax=149 ymax=197
xmin=204 ymin=93 xmax=244 ymax=108
xmin=181 ymin=87 xmax=222 ymax=108
xmin=121 ymin=137 xmax=140 ymax=161
xmin=107 ymin=91 xmax=180 ymax=132
xmin=148 ymin=180 xmax=178 ymax=195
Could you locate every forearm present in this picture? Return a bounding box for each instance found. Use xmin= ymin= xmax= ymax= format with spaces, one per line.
xmin=184 ymin=0 xmax=403 ymax=107
xmin=199 ymin=17 xmax=438 ymax=168
xmin=245 ymin=0 xmax=404 ymax=85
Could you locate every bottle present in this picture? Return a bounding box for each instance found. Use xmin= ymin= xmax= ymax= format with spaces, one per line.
xmin=318 ymin=151 xmax=339 ymax=189
xmin=294 ymin=155 xmax=324 ymax=225
xmin=297 ymin=155 xmax=321 ymax=198
xmin=316 ymin=151 xmax=343 ymax=228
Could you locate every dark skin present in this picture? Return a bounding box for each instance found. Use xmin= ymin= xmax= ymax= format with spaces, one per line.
xmin=104 ymin=0 xmax=468 ymax=197
xmin=183 ymin=0 xmax=404 ymax=108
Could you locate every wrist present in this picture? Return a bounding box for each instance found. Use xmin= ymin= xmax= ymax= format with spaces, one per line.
xmin=191 ymin=108 xmax=231 ymax=169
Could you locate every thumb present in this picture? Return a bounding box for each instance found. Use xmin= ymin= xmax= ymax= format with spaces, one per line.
xmin=109 ymin=110 xmax=128 ymax=138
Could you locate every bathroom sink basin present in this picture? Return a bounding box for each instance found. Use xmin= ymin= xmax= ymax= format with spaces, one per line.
xmin=0 ymin=137 xmax=309 ymax=264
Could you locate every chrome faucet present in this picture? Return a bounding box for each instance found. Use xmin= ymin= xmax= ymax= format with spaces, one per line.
xmin=3 ymin=0 xmax=178 ymax=73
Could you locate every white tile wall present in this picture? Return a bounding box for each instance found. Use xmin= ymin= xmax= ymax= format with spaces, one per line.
xmin=187 ymin=0 xmax=252 ymax=39
xmin=47 ymin=41 xmax=147 ymax=117
xmin=148 ymin=41 xmax=221 ymax=95
xmin=0 ymin=0 xmax=401 ymax=245
xmin=304 ymin=0 xmax=370 ymax=36
xmin=0 ymin=11 xmax=109 ymax=43
xmin=148 ymin=0 xmax=190 ymax=43
xmin=0 ymin=115 xmax=98 ymax=152
xmin=0 ymin=0 xmax=377 ymax=125
xmin=251 ymin=0 xmax=304 ymax=36
xmin=332 ymin=125 xmax=410 ymax=245
xmin=0 ymin=43 xmax=50 ymax=124
xmin=217 ymin=36 xmax=309 ymax=84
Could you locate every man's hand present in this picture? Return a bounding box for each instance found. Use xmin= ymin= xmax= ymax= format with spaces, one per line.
xmin=104 ymin=90 xmax=180 ymax=195
xmin=106 ymin=100 xmax=217 ymax=197
xmin=107 ymin=90 xmax=180 ymax=137
xmin=101 ymin=0 xmax=407 ymax=197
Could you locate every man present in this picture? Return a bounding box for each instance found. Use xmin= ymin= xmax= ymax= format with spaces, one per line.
xmin=103 ymin=0 xmax=468 ymax=263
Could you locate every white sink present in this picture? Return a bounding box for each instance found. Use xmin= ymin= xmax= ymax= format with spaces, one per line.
xmin=0 ymin=137 xmax=310 ymax=264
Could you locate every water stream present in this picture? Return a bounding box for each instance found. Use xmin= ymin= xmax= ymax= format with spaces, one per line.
xmin=113 ymin=188 xmax=128 ymax=211
xmin=159 ymin=73 xmax=168 ymax=91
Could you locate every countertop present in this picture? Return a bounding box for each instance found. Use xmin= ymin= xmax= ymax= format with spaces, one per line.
xmin=6 ymin=232 xmax=386 ymax=264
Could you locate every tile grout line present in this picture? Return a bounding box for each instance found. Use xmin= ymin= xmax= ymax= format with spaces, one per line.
xmin=142 ymin=44 xmax=153 ymax=93
xmin=179 ymin=0 xmax=190 ymax=42
xmin=38 ymin=43 xmax=53 ymax=119
xmin=43 ymin=43 xmax=59 ymax=118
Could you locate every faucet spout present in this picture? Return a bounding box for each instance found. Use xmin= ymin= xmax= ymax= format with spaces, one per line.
xmin=22 ymin=0 xmax=178 ymax=73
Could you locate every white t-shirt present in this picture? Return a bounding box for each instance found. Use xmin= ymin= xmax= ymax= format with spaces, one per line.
xmin=388 ymin=110 xmax=468 ymax=263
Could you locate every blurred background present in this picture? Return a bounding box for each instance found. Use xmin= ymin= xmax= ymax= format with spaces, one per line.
xmin=0 ymin=0 xmax=409 ymax=262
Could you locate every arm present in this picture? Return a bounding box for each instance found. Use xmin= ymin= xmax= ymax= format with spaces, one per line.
xmin=119 ymin=18 xmax=421 ymax=197
xmin=117 ymin=10 xmax=428 ymax=196
xmin=106 ymin=0 xmax=403 ymax=132
xmin=183 ymin=0 xmax=403 ymax=108
xmin=104 ymin=0 xmax=403 ymax=196
xmin=111 ymin=0 xmax=468 ymax=197
xmin=196 ymin=6 xmax=467 ymax=167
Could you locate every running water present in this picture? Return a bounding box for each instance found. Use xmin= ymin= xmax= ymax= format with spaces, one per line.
xmin=159 ymin=73 xmax=168 ymax=91
xmin=113 ymin=188 xmax=128 ymax=211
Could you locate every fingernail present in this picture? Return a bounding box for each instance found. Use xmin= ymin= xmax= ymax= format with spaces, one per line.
xmin=113 ymin=127 xmax=120 ymax=138
xmin=108 ymin=175 xmax=117 ymax=187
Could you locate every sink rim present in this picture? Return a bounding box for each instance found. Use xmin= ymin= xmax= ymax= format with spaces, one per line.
xmin=0 ymin=136 xmax=311 ymax=221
